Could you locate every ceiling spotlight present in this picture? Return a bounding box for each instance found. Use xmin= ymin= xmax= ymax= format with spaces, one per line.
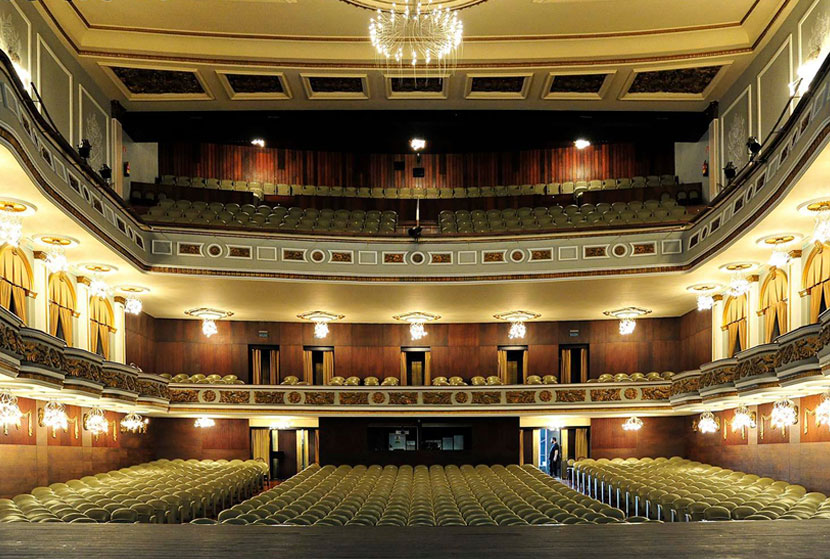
xmin=816 ymin=392 xmax=830 ymax=427
xmin=0 ymin=390 xmax=22 ymax=428
xmin=298 ymin=311 xmax=344 ymax=339
xmin=394 ymin=311 xmax=440 ymax=341
xmin=697 ymin=295 xmax=715 ymax=311
xmin=194 ymin=416 xmax=215 ymax=429
xmin=723 ymin=161 xmax=737 ymax=182
xmin=574 ymin=139 xmax=591 ymax=150
xmin=697 ymin=411 xmax=719 ymax=434
xmin=731 ymin=404 xmax=756 ymax=431
xmin=770 ymin=398 xmax=797 ymax=429
xmin=185 ymin=308 xmax=233 ymax=338
xmin=120 ymin=411 xmax=148 ymax=433
xmin=604 ymin=307 xmax=651 ymax=336
xmin=84 ymin=407 xmax=108 ymax=436
xmin=42 ymin=400 xmax=68 ymax=431
xmin=622 ymin=416 xmax=643 ymax=431
xmin=251 ymin=138 xmax=266 ymax=148
xmin=409 ymin=138 xmax=426 ymax=151
xmin=494 ymin=310 xmax=540 ymax=340
xmin=746 ymin=136 xmax=762 ymax=159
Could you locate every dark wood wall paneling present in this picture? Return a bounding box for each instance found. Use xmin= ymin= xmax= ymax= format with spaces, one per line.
xmin=150 ymin=417 xmax=250 ymax=461
xmin=589 ymin=416 xmax=690 ymax=460
xmin=158 ymin=141 xmax=675 ymax=188
xmin=126 ymin=310 xmax=710 ymax=383
xmin=317 ymin=417 xmax=520 ymax=466
xmin=0 ymin=397 xmax=155 ymax=498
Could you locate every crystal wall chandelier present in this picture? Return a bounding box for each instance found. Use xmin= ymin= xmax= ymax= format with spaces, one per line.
xmin=697 ymin=411 xmax=719 ymax=434
xmin=731 ymin=404 xmax=756 ymax=431
xmin=298 ymin=311 xmax=344 ymax=339
xmin=369 ymin=1 xmax=463 ymax=75
xmin=494 ymin=311 xmax=540 ymax=340
xmin=622 ymin=416 xmax=643 ymax=431
xmin=770 ymin=398 xmax=797 ymax=429
xmin=185 ymin=308 xmax=233 ymax=338
xmin=42 ymin=400 xmax=68 ymax=431
xmin=84 ymin=407 xmax=109 ymax=436
xmin=604 ymin=307 xmax=651 ymax=336
xmin=394 ymin=311 xmax=440 ymax=341
xmin=0 ymin=390 xmax=22 ymax=428
xmin=194 ymin=416 xmax=215 ymax=428
xmin=120 ymin=411 xmax=148 ymax=433
xmin=0 ymin=199 xmax=36 ymax=247
xmin=816 ymin=392 xmax=830 ymax=427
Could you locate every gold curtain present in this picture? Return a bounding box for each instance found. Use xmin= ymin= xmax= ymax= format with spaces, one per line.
xmin=251 ymin=428 xmax=271 ymax=474
xmin=579 ymin=348 xmax=588 ymax=383
xmin=89 ymin=296 xmax=114 ymax=360
xmin=0 ymin=246 xmax=31 ymax=324
xmin=269 ymin=349 xmax=279 ymax=385
xmin=252 ymin=348 xmax=263 ymax=384
xmin=424 ymin=351 xmax=432 ymax=386
xmin=521 ymin=350 xmax=528 ymax=384
xmin=302 ymin=350 xmax=313 ymax=384
xmin=322 ymin=351 xmax=334 ymax=386
xmin=723 ymin=295 xmax=748 ymax=357
xmin=760 ymin=269 xmax=788 ymax=342
xmin=400 ymin=352 xmax=407 ymax=385
xmin=560 ymin=349 xmax=572 ymax=384
xmin=48 ymin=273 xmax=75 ymax=345
xmin=575 ymin=428 xmax=589 ymax=460
xmin=497 ymin=350 xmax=508 ymax=384
xmin=804 ymin=244 xmax=830 ymax=322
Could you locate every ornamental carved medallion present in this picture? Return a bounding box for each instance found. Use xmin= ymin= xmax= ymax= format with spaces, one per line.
xmin=201 ymin=390 xmax=217 ymax=403
xmin=371 ymin=392 xmax=387 ymax=404
xmin=287 ymin=391 xmax=302 ymax=404
xmin=538 ymin=390 xmax=553 ymax=402
xmin=623 ymin=388 xmax=638 ymax=400
xmin=454 ymin=392 xmax=469 ymax=404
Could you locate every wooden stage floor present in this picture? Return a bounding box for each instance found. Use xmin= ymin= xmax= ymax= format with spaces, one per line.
xmin=1 ymin=520 xmax=827 ymax=559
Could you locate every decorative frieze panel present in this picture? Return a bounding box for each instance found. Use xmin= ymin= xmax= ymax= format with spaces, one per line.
xmin=775 ymin=324 xmax=822 ymax=385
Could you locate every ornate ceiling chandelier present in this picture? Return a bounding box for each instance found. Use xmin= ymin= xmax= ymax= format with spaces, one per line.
xmin=120 ymin=411 xmax=148 ymax=433
xmin=0 ymin=390 xmax=22 ymax=428
xmin=194 ymin=416 xmax=215 ymax=429
xmin=687 ymin=284 xmax=721 ymax=312
xmin=84 ymin=407 xmax=109 ymax=436
xmin=298 ymin=311 xmax=345 ymax=339
xmin=119 ymin=286 xmax=149 ymax=315
xmin=621 ymin=416 xmax=643 ymax=431
xmin=42 ymin=400 xmax=68 ymax=431
xmin=799 ymin=200 xmax=830 ymax=245
xmin=494 ymin=310 xmax=541 ymax=340
xmin=369 ymin=0 xmax=463 ymax=75
xmin=185 ymin=308 xmax=233 ymax=338
xmin=394 ymin=311 xmax=440 ymax=340
xmin=816 ymin=392 xmax=830 ymax=426
xmin=604 ymin=307 xmax=651 ymax=336
xmin=0 ymin=199 xmax=36 ymax=248
xmin=731 ymin=404 xmax=756 ymax=431
xmin=770 ymin=398 xmax=797 ymax=429
xmin=697 ymin=411 xmax=719 ymax=434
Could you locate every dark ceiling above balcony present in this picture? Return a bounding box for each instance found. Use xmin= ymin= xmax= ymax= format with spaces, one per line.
xmin=119 ymin=109 xmax=711 ymax=153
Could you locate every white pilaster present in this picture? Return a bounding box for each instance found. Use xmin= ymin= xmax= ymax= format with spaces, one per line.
xmin=112 ymin=296 xmax=126 ymax=364
xmin=788 ymin=249 xmax=804 ymax=331
xmin=748 ymin=274 xmax=761 ymax=349
xmin=75 ymin=278 xmax=90 ymax=351
xmin=712 ymin=295 xmax=725 ymax=360
xmin=31 ymin=252 xmax=48 ymax=332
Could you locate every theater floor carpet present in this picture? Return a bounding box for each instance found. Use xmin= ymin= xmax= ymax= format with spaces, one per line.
xmin=1 ymin=521 xmax=828 ymax=558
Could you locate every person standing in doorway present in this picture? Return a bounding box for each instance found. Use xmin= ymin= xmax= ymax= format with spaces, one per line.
xmin=548 ymin=437 xmax=560 ymax=478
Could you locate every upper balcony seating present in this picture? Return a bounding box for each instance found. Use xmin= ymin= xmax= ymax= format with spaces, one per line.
xmin=144 ymin=200 xmax=398 ymax=235
xmin=162 ymin=373 xmax=243 ymax=385
xmin=585 ymin=371 xmax=674 ymax=383
xmin=156 ymin=174 xmax=683 ymax=200
xmin=0 ymin=459 xmax=267 ymax=524
xmin=438 ymin=197 xmax=689 ymax=234
xmin=574 ymin=457 xmax=830 ymax=522
xmin=202 ymin=463 xmax=628 ymax=526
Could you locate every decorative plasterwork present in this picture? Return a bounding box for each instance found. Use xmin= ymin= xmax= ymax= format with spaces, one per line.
xmin=465 ymin=74 xmax=532 ymax=99
xmin=621 ymin=63 xmax=728 ymax=100
xmin=301 ymin=74 xmax=370 ymax=100
xmin=100 ymin=63 xmax=213 ymax=101
xmin=542 ymin=71 xmax=613 ymax=100
xmin=216 ymin=70 xmax=291 ymax=100
xmin=385 ymin=75 xmax=448 ymax=99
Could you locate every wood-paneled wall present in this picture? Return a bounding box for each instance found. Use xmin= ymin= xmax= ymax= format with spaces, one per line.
xmin=126 ymin=309 xmax=711 ymax=383
xmin=150 ymin=418 xmax=250 ymax=462
xmin=0 ymin=397 xmax=154 ymax=498
xmin=590 ymin=416 xmax=690 ymax=460
xmin=158 ymin=141 xmax=674 ymax=188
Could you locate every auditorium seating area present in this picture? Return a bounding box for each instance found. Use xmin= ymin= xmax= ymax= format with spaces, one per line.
xmin=162 ymin=374 xmax=244 ymax=384
xmin=144 ymin=200 xmax=398 ymax=234
xmin=155 ymin=174 xmax=685 ymax=200
xmin=0 ymin=459 xmax=267 ymax=524
xmin=574 ymin=457 xmax=830 ymax=522
xmin=204 ymin=464 xmax=628 ymax=526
